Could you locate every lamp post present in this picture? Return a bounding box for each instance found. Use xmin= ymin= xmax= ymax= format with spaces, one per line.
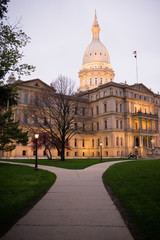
xmin=34 ymin=134 xmax=39 ymax=170
xmin=135 ymin=146 xmax=138 ymax=159
xmin=100 ymin=142 xmax=102 ymax=162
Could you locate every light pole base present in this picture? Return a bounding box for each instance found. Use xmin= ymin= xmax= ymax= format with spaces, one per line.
xmin=34 ymin=167 xmax=38 ymax=170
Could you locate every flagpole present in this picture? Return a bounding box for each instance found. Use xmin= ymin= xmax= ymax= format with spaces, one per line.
xmin=136 ymin=52 xmax=138 ymax=83
xmin=133 ymin=50 xmax=138 ymax=83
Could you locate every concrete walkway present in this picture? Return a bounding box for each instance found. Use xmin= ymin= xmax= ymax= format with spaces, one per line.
xmin=1 ymin=161 xmax=134 ymax=240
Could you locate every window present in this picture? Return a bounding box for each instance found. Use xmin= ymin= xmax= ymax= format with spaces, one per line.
xmin=75 ymin=152 xmax=78 ymax=157
xmin=91 ymin=108 xmax=93 ymax=116
xmin=92 ymin=123 xmax=94 ymax=131
xmin=75 ymin=138 xmax=77 ymax=147
xmin=82 ymin=108 xmax=85 ymax=115
xmin=82 ymin=139 xmax=85 ymax=147
xmin=96 ymin=106 xmax=99 ymax=115
xmin=83 ymin=123 xmax=85 ymax=131
xmin=119 ymin=91 xmax=122 ymax=96
xmin=104 ymin=103 xmax=107 ymax=112
xmin=115 ymin=90 xmax=118 ymax=95
xmin=97 ymin=152 xmax=100 ymax=157
xmin=75 ymin=106 xmax=78 ymax=114
xmin=104 ymin=91 xmax=107 ymax=96
xmin=116 ymin=102 xmax=118 ymax=112
xmin=97 ymin=122 xmax=99 ymax=130
xmin=83 ymin=152 xmax=85 ymax=157
xmin=100 ymin=78 xmax=103 ymax=84
xmin=24 ymin=94 xmax=28 ymax=104
xmin=22 ymin=150 xmax=26 ymax=156
xmin=95 ymin=78 xmax=97 ymax=85
xmin=66 ymin=152 xmax=69 ymax=157
xmin=92 ymin=152 xmax=94 ymax=157
xmin=92 ymin=139 xmax=94 ymax=147
xmin=75 ymin=123 xmax=77 ymax=130
xmin=35 ymin=95 xmax=39 ymax=106
xmin=96 ymin=94 xmax=99 ymax=99
xmin=24 ymin=114 xmax=27 ymax=124
xmin=97 ymin=138 xmax=100 ymax=147
xmin=121 ymin=137 xmax=123 ymax=146
xmin=90 ymin=78 xmax=92 ymax=86
xmin=116 ymin=120 xmax=119 ymax=128
xmin=120 ymin=104 xmax=122 ymax=113
xmin=116 ymin=137 xmax=119 ymax=146
xmin=105 ymin=120 xmax=107 ymax=129
xmin=135 ymin=107 xmax=137 ymax=113
xmin=106 ymin=151 xmax=108 ymax=156
xmin=120 ymin=120 xmax=122 ymax=129
xmin=43 ymin=150 xmax=47 ymax=156
xmin=106 ymin=137 xmax=108 ymax=146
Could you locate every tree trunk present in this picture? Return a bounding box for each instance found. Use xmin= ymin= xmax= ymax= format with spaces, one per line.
xmin=48 ymin=148 xmax=52 ymax=159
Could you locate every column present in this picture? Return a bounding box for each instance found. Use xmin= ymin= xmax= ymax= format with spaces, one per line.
xmin=151 ymin=120 xmax=152 ymax=131
xmin=147 ymin=136 xmax=148 ymax=147
xmin=139 ymin=118 xmax=142 ymax=130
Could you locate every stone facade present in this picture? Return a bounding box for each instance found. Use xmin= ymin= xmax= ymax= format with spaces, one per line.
xmin=1 ymin=78 xmax=160 ymax=159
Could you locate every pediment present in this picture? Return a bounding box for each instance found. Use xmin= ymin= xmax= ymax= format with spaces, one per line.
xmin=130 ymin=83 xmax=153 ymax=95
xmin=15 ymin=78 xmax=53 ymax=90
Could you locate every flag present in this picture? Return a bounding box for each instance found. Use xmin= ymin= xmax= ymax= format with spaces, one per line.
xmin=133 ymin=50 xmax=137 ymax=58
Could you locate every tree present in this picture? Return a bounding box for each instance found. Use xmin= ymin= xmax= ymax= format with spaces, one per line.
xmin=0 ymin=0 xmax=35 ymax=80
xmin=25 ymin=76 xmax=81 ymax=161
xmin=0 ymin=108 xmax=28 ymax=151
xmin=30 ymin=132 xmax=55 ymax=160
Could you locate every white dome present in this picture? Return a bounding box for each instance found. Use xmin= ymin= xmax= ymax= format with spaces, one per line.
xmin=83 ymin=40 xmax=110 ymax=65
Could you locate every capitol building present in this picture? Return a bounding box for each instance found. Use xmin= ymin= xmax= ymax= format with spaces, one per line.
xmin=3 ymin=13 xmax=160 ymax=159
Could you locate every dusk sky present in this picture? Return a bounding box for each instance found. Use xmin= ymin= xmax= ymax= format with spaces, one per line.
xmin=7 ymin=0 xmax=160 ymax=93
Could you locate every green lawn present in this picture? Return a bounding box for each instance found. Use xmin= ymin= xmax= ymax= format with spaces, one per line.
xmin=0 ymin=163 xmax=56 ymax=238
xmin=0 ymin=158 xmax=128 ymax=169
xmin=103 ymin=160 xmax=160 ymax=240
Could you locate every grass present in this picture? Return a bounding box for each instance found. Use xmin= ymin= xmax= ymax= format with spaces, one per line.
xmin=0 ymin=163 xmax=56 ymax=237
xmin=0 ymin=158 xmax=128 ymax=169
xmin=103 ymin=159 xmax=160 ymax=240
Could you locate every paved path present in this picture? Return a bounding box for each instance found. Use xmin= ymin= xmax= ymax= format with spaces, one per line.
xmin=1 ymin=161 xmax=134 ymax=240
